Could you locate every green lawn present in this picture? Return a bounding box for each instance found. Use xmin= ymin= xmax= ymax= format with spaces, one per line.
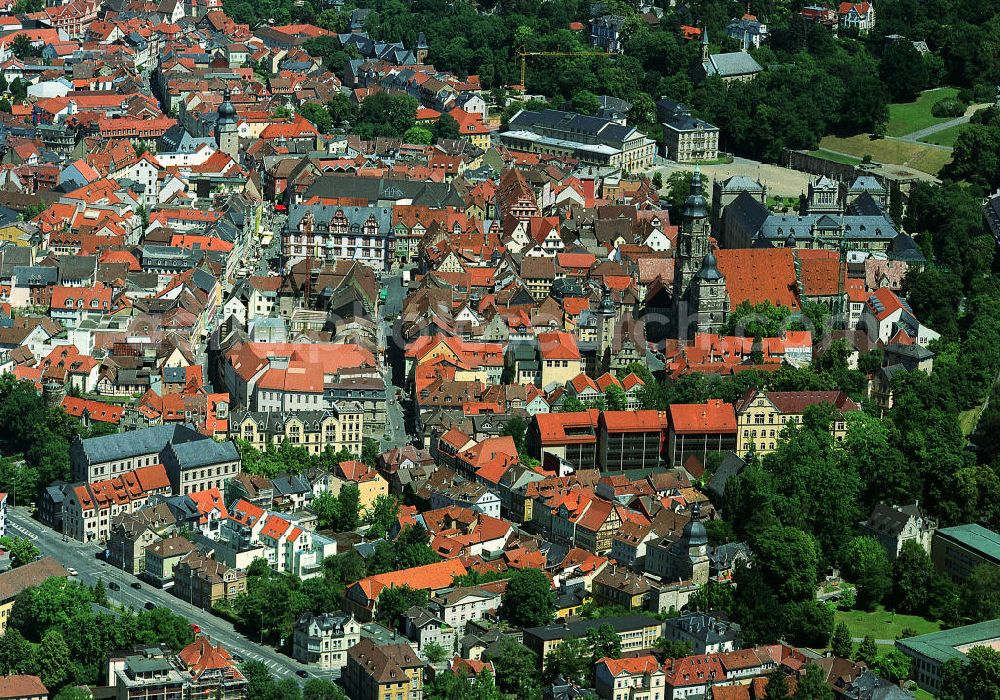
xmin=834 ymin=606 xmax=941 ymax=641
xmin=919 ymin=122 xmax=968 ymax=147
xmin=958 ymin=404 xmax=984 ymax=436
xmin=913 ymin=689 xmax=935 ymax=700
xmin=808 ymin=148 xmax=863 ymax=165
xmin=886 ymin=87 xmax=961 ymax=137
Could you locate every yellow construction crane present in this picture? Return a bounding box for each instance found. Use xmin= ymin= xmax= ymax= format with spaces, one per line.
xmin=516 ymin=50 xmax=608 ymax=90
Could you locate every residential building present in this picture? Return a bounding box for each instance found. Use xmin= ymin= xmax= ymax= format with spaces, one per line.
xmin=862 ymin=287 xmax=940 ymax=348
xmin=662 ymin=612 xmax=740 ymax=654
xmin=657 ymin=99 xmax=719 ymax=163
xmin=838 ymin=1 xmax=875 ymax=33
xmin=537 ymin=331 xmax=583 ymax=391
xmin=667 ymin=400 xmax=737 ymax=468
xmin=590 ymin=15 xmax=627 ymax=53
xmin=345 ymin=559 xmax=468 ymax=621
xmin=932 ymin=524 xmax=1000 ymax=580
xmin=144 ymin=536 xmax=196 ymax=586
xmin=0 ymin=676 xmax=48 ymax=700
xmin=335 ymin=460 xmax=389 ymax=515
xmin=522 ymin=616 xmax=663 ymax=665
xmin=231 ymin=408 xmax=364 ymax=457
xmin=293 ymin=612 xmax=361 ymax=671
xmin=343 ymin=639 xmax=425 ymax=700
xmin=896 ymin=620 xmax=1000 ymax=694
xmin=177 ymin=637 xmax=247 ymax=700
xmin=0 ymin=557 xmax=67 ymax=633
xmin=860 ymin=502 xmax=937 ymax=559
xmin=108 ymin=503 xmax=177 ymax=575
xmin=735 ymin=388 xmax=860 ymax=456
xmin=428 ymin=586 xmax=502 ymax=634
xmin=173 ymin=550 xmax=248 ymax=611
xmin=403 ymin=606 xmax=456 ymax=653
xmin=595 ymin=656 xmax=664 ymax=700
xmin=113 ymin=649 xmax=188 ymax=700
xmin=725 ymin=14 xmax=768 ymax=48
xmin=499 ymin=109 xmax=656 ymax=170
xmin=64 ymin=465 xmax=173 ymax=543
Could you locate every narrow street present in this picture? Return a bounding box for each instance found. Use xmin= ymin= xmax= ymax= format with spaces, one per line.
xmin=8 ymin=508 xmax=336 ymax=684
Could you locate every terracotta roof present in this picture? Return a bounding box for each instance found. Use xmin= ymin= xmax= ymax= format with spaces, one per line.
xmin=600 ymin=410 xmax=665 ymax=433
xmin=352 ymin=559 xmax=467 ymax=604
xmin=0 ymin=675 xmax=47 ymax=699
xmin=178 ymin=637 xmax=243 ymax=682
xmin=598 ymin=655 xmax=661 ymax=676
xmin=715 ymin=248 xmax=800 ymax=311
xmin=669 ymin=399 xmax=736 ymax=434
xmin=537 ymin=331 xmax=580 ymax=360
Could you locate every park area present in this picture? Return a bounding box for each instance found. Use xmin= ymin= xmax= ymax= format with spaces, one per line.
xmin=816 ymin=134 xmax=952 ymax=176
xmin=834 ymin=605 xmax=942 ymax=643
xmin=885 ymin=87 xmax=962 ymax=137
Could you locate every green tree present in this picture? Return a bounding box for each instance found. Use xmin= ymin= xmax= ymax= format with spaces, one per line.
xmin=961 ymin=564 xmax=1000 ymax=623
xmin=365 ymin=494 xmax=399 ymax=539
xmin=404 ymin=126 xmax=433 ymax=144
xmin=723 ymin=300 xmax=792 ymax=338
xmin=136 ymin=607 xmax=194 ymax=652
xmin=431 ymin=114 xmax=460 ymax=142
xmin=651 ymin=171 xmax=663 ymax=190
xmin=571 ymin=90 xmax=600 ymax=115
xmin=374 ymin=585 xmax=428 ymax=631
xmin=500 ymin=415 xmax=528 ymax=454
xmin=785 ymin=600 xmax=833 ymax=648
xmin=688 ymin=579 xmax=734 ymax=613
xmin=299 ymin=102 xmax=333 ymax=133
xmin=361 ymin=438 xmax=380 ymax=468
xmin=0 ymin=536 xmax=39 ymax=568
xmin=794 ymin=663 xmax=833 ymax=699
xmin=489 ymin=636 xmax=541 ymax=697
xmin=840 ymin=537 xmax=891 ymax=610
xmin=584 ymin=624 xmax=621 ymax=664
xmin=33 ymin=629 xmax=72 ymax=690
xmin=326 ymin=93 xmax=356 ymax=127
xmin=749 ymin=526 xmax=819 ymax=602
xmin=241 ymin=660 xmax=277 ymax=699
xmin=891 ymin=540 xmax=935 ymax=614
xmin=0 ymin=629 xmax=33 ymax=675
xmin=52 ymin=689 xmax=92 ymax=700
xmin=499 ymin=568 xmax=555 ymax=628
xmin=424 ymin=640 xmax=447 ymax=663
xmin=356 ymin=93 xmax=418 ymax=139
xmin=604 ymin=385 xmax=627 ymax=411
xmin=880 ymin=41 xmax=928 ymax=102
xmin=542 ymin=637 xmax=590 ymax=685
xmin=856 ymin=635 xmax=877 ymax=666
xmin=665 ymin=170 xmax=693 ymax=209
xmin=655 ymin=639 xmax=692 ymax=659
xmin=831 ymin=621 xmax=853 ymax=659
xmin=872 ymin=648 xmax=912 ymax=683
xmin=560 ymin=396 xmax=586 ymax=413
xmin=303 ymin=678 xmax=348 ymax=700
xmin=762 ymin=668 xmax=790 ymax=699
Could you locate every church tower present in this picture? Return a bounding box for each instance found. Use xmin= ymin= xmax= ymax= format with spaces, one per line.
xmin=595 ymin=284 xmax=617 ymax=373
xmin=416 ymin=32 xmax=429 ymax=64
xmin=668 ymin=502 xmax=710 ymax=585
xmin=691 ymin=251 xmax=730 ymax=334
xmin=673 ymin=166 xmax=711 ymax=303
xmin=216 ymin=89 xmax=239 ymax=160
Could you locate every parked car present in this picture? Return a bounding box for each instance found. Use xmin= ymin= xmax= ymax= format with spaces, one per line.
xmin=66 ymin=567 xmax=78 ymax=576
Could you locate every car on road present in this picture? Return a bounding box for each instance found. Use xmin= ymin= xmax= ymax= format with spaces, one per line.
xmin=144 ymin=602 xmax=156 ymax=610
xmin=190 ymin=624 xmax=201 ymax=634
xmin=109 ymin=582 xmax=120 ymax=591
xmin=296 ymin=670 xmax=309 ymax=679
xmin=66 ymin=567 xmax=78 ymax=576
xmin=130 ymin=582 xmax=141 ymax=589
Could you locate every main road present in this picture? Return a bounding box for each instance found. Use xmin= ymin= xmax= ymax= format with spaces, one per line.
xmin=7 ymin=508 xmax=338 ymax=684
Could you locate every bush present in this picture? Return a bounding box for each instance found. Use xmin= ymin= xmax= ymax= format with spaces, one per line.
xmin=931 ymin=97 xmax=966 ymax=118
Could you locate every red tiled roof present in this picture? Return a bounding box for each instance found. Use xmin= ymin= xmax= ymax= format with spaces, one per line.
xmin=600 ymin=410 xmax=664 ymax=433
xmin=669 ymin=399 xmax=736 ymax=434
xmin=715 ymin=248 xmax=800 ymax=311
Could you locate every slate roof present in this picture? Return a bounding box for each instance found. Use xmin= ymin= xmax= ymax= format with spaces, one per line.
xmin=303 ymin=174 xmax=464 ymax=208
xmin=703 ymin=52 xmax=763 ymax=77
xmin=73 ymin=424 xmax=203 ymax=466
xmin=165 ymin=439 xmax=240 ymax=470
